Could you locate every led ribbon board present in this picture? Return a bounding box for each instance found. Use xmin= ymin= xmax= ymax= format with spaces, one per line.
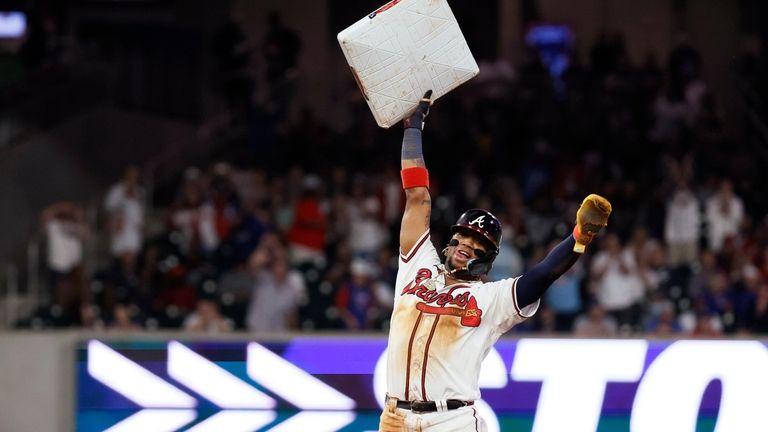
xmin=76 ymin=338 xmax=768 ymax=432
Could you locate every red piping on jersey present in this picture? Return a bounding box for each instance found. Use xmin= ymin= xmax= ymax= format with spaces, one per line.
xmin=511 ymin=277 xmax=522 ymax=315
xmin=421 ymin=315 xmax=440 ymax=401
xmin=404 ymin=311 xmax=423 ymax=399
xmin=401 ymin=233 xmax=430 ymax=263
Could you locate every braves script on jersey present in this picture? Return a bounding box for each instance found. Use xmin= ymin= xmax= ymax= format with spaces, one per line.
xmin=386 ymin=230 xmax=540 ymax=402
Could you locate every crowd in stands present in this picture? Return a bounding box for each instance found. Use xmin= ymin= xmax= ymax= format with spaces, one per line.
xmin=21 ymin=20 xmax=768 ymax=337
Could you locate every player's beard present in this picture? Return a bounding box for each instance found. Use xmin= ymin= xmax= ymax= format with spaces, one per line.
xmin=442 ymin=247 xmax=477 ymax=281
xmin=446 ymin=254 xmax=463 ymax=272
xmin=442 ymin=246 xmax=459 ymax=270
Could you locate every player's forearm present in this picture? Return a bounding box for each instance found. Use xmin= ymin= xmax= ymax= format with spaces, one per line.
xmin=401 ymin=128 xmax=425 ymax=169
xmin=401 ymin=126 xmax=429 ymax=200
xmin=400 ymin=123 xmax=431 ymax=252
xmin=400 ymin=127 xmax=431 ymax=211
xmin=516 ymin=235 xmax=581 ymax=309
xmin=399 ymin=91 xmax=433 ymax=250
xmin=401 ymin=90 xmax=432 ymax=169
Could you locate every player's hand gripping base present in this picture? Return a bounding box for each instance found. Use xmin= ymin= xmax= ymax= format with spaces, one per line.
xmin=403 ymin=90 xmax=433 ymax=130
xmin=379 ymin=398 xmax=406 ymax=432
xmin=573 ymin=194 xmax=612 ymax=253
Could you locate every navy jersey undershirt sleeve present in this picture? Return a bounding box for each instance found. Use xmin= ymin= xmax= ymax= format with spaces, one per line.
xmin=516 ymin=235 xmax=581 ymax=309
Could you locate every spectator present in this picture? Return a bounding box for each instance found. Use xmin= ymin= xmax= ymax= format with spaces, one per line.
xmin=705 ymin=179 xmax=744 ymax=252
xmin=286 ymin=175 xmax=327 ymax=266
xmin=169 ymin=168 xmax=220 ymax=256
xmin=590 ymin=233 xmax=648 ymax=328
xmin=689 ymin=250 xmax=718 ymax=299
xmin=649 ymin=85 xmax=696 ymax=144
xmin=246 ymin=235 xmax=306 ymax=332
xmin=99 ymin=248 xmax=141 ymax=324
xmin=535 ymin=307 xmax=557 ymax=333
xmin=347 ymin=180 xmax=387 ymax=261
xmin=135 ymin=234 xmax=199 ymax=327
xmin=104 ymin=165 xmax=145 ymax=261
xmin=217 ymin=260 xmax=257 ymax=329
xmin=664 ymin=184 xmax=700 ymax=267
xmin=220 ymin=197 xmax=270 ymax=269
xmin=732 ymin=264 xmax=761 ymax=332
xmin=643 ymin=239 xmax=671 ymax=292
xmin=374 ymin=245 xmax=398 ymax=289
xmin=183 ymin=298 xmax=233 ymax=333
xmin=335 ymin=259 xmax=382 ymax=330
xmin=644 ymin=296 xmax=682 ymax=336
xmin=573 ymin=304 xmax=618 ymax=337
xmin=101 ymin=167 xmax=145 ymax=324
xmin=327 ymin=191 xmax=352 ymax=247
xmin=690 ymin=312 xmax=723 ymax=337
xmin=701 ymin=271 xmax=734 ymax=333
xmin=268 ymin=176 xmax=295 ymax=233
xmin=759 ymin=247 xmax=768 ymax=282
xmin=110 ymin=303 xmax=142 ymax=331
xmin=751 ymin=283 xmax=768 ymax=333
xmin=650 ymin=308 xmax=682 ymax=336
xmin=207 ymin=163 xmax=241 ymax=243
xmin=41 ymin=202 xmax=90 ymax=326
xmin=322 ymin=241 xmax=354 ymax=294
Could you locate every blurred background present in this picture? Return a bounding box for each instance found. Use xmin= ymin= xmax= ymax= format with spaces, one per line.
xmin=1 ymin=0 xmax=768 ymax=430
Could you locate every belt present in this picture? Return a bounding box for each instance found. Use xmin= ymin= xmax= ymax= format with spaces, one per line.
xmin=393 ymin=398 xmax=474 ymax=413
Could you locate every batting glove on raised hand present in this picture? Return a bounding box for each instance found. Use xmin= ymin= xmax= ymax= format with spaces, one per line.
xmin=573 ymin=194 xmax=612 ymax=253
xmin=403 ymin=90 xmax=433 ymax=130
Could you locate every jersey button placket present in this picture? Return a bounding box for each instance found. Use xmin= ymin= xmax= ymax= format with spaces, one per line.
xmin=411 ymin=333 xmax=426 ymax=398
xmin=413 ymin=335 xmax=426 ymax=365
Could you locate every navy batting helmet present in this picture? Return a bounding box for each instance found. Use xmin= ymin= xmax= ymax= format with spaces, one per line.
xmin=449 ymin=209 xmax=502 ymax=277
xmin=451 ymin=209 xmax=502 ymax=251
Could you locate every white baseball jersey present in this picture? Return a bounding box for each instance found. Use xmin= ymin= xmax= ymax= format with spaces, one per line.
xmin=386 ymin=230 xmax=539 ymax=402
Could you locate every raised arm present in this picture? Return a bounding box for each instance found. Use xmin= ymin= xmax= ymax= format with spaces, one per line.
xmin=516 ymin=194 xmax=612 ymax=308
xmin=399 ymin=91 xmax=434 ymax=255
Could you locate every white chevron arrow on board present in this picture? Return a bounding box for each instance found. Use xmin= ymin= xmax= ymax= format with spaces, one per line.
xmin=168 ymin=341 xmax=276 ymax=409
xmin=103 ymin=409 xmax=196 ymax=432
xmin=87 ymin=340 xmax=196 ymax=409
xmin=247 ymin=342 xmax=356 ymax=410
xmin=88 ymin=341 xmax=198 ymax=432
xmin=265 ymin=411 xmax=355 ymax=432
xmin=185 ymin=410 xmax=277 ymax=432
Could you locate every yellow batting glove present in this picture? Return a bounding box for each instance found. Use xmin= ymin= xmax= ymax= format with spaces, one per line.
xmin=573 ymin=194 xmax=612 ymax=253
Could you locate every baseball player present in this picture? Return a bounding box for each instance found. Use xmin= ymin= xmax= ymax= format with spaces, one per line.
xmin=379 ymin=91 xmax=612 ymax=432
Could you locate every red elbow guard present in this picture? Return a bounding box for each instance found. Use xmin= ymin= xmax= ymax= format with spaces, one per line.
xmin=401 ymin=167 xmax=429 ymax=189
